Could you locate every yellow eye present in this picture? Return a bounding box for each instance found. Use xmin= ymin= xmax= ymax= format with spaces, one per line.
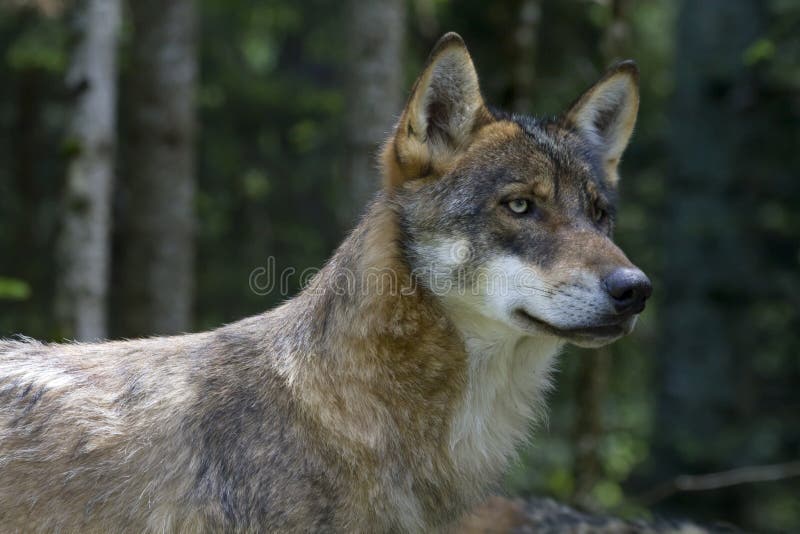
xmin=507 ymin=199 xmax=530 ymax=214
xmin=593 ymin=202 xmax=609 ymax=225
xmin=595 ymin=209 xmax=606 ymax=223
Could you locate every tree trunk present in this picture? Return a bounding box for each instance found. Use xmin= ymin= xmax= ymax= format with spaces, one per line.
xmin=339 ymin=0 xmax=405 ymax=227
xmin=512 ymin=0 xmax=541 ymax=114
xmin=571 ymin=0 xmax=630 ymax=508
xmin=56 ymin=0 xmax=121 ymax=341
xmin=656 ymin=1 xmax=764 ymax=519
xmin=116 ymin=0 xmax=197 ymax=337
xmin=572 ymin=347 xmax=611 ymax=506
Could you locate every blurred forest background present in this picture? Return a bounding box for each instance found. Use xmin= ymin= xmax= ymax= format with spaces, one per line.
xmin=0 ymin=0 xmax=798 ymax=531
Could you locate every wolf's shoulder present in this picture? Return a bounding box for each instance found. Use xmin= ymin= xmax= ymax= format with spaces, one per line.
xmin=0 ymin=335 xmax=44 ymax=353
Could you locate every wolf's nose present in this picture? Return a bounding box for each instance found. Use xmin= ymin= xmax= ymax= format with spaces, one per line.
xmin=603 ymin=268 xmax=652 ymax=315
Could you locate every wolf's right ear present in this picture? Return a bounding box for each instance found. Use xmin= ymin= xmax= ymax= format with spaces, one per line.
xmin=565 ymin=61 xmax=640 ymax=187
xmin=382 ymin=33 xmax=490 ymax=188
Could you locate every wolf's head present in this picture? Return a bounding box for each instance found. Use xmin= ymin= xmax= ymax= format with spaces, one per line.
xmin=383 ymin=33 xmax=651 ymax=348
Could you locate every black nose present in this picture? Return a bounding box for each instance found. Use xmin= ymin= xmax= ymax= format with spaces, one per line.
xmin=603 ymin=268 xmax=652 ymax=315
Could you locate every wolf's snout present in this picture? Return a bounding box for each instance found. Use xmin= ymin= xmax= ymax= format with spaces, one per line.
xmin=603 ymin=268 xmax=652 ymax=315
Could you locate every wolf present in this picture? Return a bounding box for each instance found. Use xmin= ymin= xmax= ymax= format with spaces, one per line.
xmin=0 ymin=33 xmax=651 ymax=533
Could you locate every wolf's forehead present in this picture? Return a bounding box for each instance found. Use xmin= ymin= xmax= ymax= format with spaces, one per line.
xmin=483 ymin=120 xmax=598 ymax=192
xmin=520 ymin=121 xmax=596 ymax=173
xmin=450 ymin=118 xmax=604 ymax=208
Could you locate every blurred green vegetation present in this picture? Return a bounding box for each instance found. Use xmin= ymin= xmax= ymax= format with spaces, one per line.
xmin=0 ymin=0 xmax=798 ymax=531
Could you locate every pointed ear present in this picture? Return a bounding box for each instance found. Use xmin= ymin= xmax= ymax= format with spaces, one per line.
xmin=565 ymin=61 xmax=639 ymax=187
xmin=382 ymin=32 xmax=491 ymax=188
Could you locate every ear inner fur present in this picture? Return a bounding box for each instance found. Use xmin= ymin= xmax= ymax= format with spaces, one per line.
xmin=564 ymin=61 xmax=640 ymax=186
xmin=381 ymin=33 xmax=493 ymax=188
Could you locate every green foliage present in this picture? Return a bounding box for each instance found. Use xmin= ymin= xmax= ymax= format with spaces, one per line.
xmin=744 ymin=38 xmax=776 ymax=65
xmin=5 ymin=15 xmax=66 ymax=73
xmin=0 ymin=277 xmax=31 ymax=301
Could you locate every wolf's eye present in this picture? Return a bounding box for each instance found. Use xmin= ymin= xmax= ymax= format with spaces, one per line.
xmin=507 ymin=199 xmax=530 ymax=215
xmin=594 ymin=207 xmax=607 ymax=223
xmin=595 ymin=204 xmax=608 ymax=222
xmin=593 ymin=202 xmax=611 ymax=228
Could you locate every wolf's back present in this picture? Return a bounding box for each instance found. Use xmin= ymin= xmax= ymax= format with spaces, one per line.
xmin=0 ymin=336 xmax=194 ymax=531
xmin=0 ymin=327 xmax=339 ymax=533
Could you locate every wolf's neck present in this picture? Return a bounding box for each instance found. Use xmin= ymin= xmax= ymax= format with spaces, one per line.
xmin=280 ymin=196 xmax=466 ymax=450
xmin=270 ymin=195 xmax=563 ymax=526
xmin=443 ymin=303 xmax=563 ymax=485
xmin=304 ymin=196 xmax=440 ymax=345
xmin=281 ymin=196 xmax=561 ymax=483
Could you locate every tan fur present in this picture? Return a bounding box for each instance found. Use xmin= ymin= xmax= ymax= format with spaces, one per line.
xmin=564 ymin=61 xmax=640 ymax=186
xmin=382 ymin=33 xmax=493 ymax=188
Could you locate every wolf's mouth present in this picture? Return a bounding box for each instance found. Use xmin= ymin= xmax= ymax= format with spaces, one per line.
xmin=513 ymin=309 xmax=630 ymax=342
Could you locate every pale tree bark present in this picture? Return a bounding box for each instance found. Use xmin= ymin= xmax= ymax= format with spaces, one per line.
xmin=339 ymin=0 xmax=406 ymax=227
xmin=116 ymin=0 xmax=197 ymax=337
xmin=57 ymin=0 xmax=121 ymax=341
xmin=512 ymin=0 xmax=541 ymax=114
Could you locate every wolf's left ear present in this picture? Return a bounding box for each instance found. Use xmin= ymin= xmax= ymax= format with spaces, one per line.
xmin=382 ymin=32 xmax=490 ymax=188
xmin=565 ymin=61 xmax=639 ymax=187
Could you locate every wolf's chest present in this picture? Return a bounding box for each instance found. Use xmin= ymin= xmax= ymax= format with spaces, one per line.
xmin=448 ymin=323 xmax=562 ymax=484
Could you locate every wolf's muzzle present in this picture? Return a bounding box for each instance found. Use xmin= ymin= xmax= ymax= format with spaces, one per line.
xmin=603 ymin=268 xmax=652 ymax=315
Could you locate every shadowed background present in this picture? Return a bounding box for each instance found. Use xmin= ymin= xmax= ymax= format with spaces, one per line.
xmin=0 ymin=0 xmax=798 ymax=531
